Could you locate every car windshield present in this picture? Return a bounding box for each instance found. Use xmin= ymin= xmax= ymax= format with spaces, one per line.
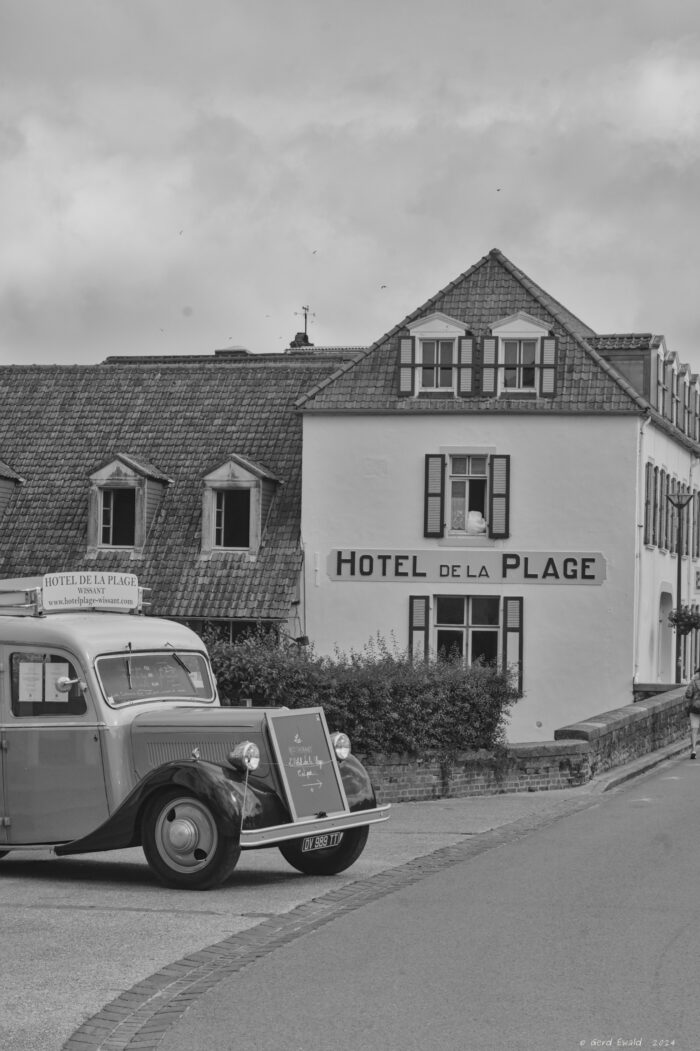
xmin=95 ymin=650 xmax=216 ymax=707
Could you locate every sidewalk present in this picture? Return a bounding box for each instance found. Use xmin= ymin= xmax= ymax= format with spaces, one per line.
xmin=375 ymin=734 xmax=691 ymax=839
xmin=62 ymin=737 xmax=691 ymax=1051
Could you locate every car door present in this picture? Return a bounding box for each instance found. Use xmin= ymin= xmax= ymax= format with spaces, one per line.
xmin=3 ymin=647 xmax=109 ymax=844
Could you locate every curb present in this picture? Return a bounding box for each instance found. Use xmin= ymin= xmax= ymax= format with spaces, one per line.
xmin=591 ymin=738 xmax=690 ymax=793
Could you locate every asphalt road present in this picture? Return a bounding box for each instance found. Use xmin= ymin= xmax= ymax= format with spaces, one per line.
xmin=0 ymin=786 xmax=592 ymax=1051
xmin=3 ymin=758 xmax=698 ymax=1051
xmin=164 ymin=757 xmax=700 ymax=1051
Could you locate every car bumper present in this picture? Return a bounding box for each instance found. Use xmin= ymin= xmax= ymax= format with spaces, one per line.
xmin=239 ymin=803 xmax=391 ymax=848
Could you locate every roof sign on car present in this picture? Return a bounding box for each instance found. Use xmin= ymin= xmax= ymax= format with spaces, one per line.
xmin=0 ymin=572 xmax=147 ymax=616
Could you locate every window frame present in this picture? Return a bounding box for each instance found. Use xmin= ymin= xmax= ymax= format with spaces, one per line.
xmin=486 ymin=312 xmax=555 ymax=399
xmin=424 ymin=449 xmax=509 ymax=541
xmin=100 ymin=486 xmax=137 ymax=547
xmin=501 ymin=338 xmax=538 ymax=392
xmin=201 ymin=456 xmax=280 ymax=559
xmin=10 ymin=650 xmax=88 ymax=718
xmin=434 ymin=594 xmax=501 ymax=665
xmin=418 ymin=338 xmax=457 ymax=393
xmin=213 ymin=485 xmax=255 ymax=551
xmin=446 ymin=454 xmax=489 ymax=536
xmin=409 ymin=594 xmax=523 ymax=695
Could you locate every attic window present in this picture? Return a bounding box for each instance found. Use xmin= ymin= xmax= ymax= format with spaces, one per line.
xmin=201 ymin=456 xmax=280 ymax=558
xmin=215 ymin=489 xmax=251 ymax=548
xmin=87 ymin=454 xmax=171 ymax=556
xmin=398 ymin=313 xmax=470 ymax=398
xmin=101 ymin=488 xmax=136 ymax=546
xmin=485 ymin=313 xmax=555 ymax=397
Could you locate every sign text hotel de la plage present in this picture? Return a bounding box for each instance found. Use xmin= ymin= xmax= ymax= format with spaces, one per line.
xmin=328 ymin=550 xmax=606 ymax=585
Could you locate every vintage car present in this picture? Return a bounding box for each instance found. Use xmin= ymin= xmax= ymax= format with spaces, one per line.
xmin=0 ymin=573 xmax=390 ymax=890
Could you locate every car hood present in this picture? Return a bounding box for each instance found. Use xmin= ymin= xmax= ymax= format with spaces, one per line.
xmin=130 ymin=705 xmax=277 ymax=781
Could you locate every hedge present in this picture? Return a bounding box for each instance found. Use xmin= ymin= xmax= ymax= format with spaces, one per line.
xmin=204 ymin=631 xmax=518 ymax=757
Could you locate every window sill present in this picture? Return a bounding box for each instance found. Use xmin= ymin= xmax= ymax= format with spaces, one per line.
xmin=85 ymin=546 xmax=144 ymax=560
xmin=200 ymin=549 xmax=258 ymax=562
xmin=438 ymin=536 xmax=497 ymax=548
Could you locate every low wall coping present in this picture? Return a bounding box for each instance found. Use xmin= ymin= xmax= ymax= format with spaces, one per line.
xmin=553 ymin=685 xmax=687 ymax=743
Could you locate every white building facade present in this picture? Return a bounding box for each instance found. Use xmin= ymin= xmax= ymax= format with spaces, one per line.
xmin=298 ymin=250 xmax=700 ymax=742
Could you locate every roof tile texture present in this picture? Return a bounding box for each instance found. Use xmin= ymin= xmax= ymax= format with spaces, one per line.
xmin=0 ymin=357 xmax=344 ymax=621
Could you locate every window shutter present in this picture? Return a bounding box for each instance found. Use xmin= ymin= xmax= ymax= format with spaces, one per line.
xmin=502 ymin=597 xmax=523 ymax=695
xmin=457 ymin=336 xmax=477 ymax=397
xmin=409 ymin=595 xmax=430 ymax=663
xmin=488 ymin=454 xmax=510 ymax=538
xmin=481 ymin=337 xmax=497 ymax=395
xmin=540 ymin=336 xmax=557 ymax=397
xmin=424 ymin=455 xmax=445 ymax=538
xmin=643 ymin=462 xmax=653 ymax=545
xmin=398 ymin=337 xmax=415 ymax=397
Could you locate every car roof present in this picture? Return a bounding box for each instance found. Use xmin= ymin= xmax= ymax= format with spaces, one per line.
xmin=0 ymin=612 xmax=206 ymax=663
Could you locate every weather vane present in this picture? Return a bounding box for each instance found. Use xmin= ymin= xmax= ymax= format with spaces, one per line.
xmin=295 ymin=305 xmax=316 ymax=337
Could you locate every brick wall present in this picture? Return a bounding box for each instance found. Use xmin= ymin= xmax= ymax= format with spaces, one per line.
xmin=359 ymin=685 xmax=690 ymax=803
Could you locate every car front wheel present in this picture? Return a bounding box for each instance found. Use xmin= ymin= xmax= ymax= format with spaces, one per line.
xmin=279 ymin=825 xmax=369 ymax=876
xmin=141 ymin=789 xmax=241 ymax=890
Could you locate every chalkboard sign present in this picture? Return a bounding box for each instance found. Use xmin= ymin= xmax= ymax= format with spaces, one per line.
xmin=266 ymin=708 xmax=348 ymax=820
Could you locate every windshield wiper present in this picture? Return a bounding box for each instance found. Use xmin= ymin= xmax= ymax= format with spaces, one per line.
xmin=125 ymin=642 xmax=133 ymax=690
xmin=166 ymin=643 xmax=191 ymax=676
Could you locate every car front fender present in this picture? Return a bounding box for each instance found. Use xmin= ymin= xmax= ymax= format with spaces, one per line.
xmin=339 ymin=753 xmax=380 ymax=812
xmin=54 ymin=760 xmax=255 ymax=857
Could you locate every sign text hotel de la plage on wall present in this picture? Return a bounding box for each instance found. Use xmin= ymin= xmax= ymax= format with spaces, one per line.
xmin=328 ymin=550 xmax=606 ymax=585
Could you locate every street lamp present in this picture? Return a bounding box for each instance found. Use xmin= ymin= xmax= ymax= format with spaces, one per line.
xmin=667 ymin=488 xmax=693 ymax=683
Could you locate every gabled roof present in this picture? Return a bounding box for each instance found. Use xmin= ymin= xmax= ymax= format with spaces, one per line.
xmin=0 ymin=354 xmax=349 ymax=622
xmin=90 ymin=452 xmax=173 ymax=484
xmin=203 ymin=453 xmax=281 ymax=484
xmin=296 ymin=248 xmax=650 ymax=416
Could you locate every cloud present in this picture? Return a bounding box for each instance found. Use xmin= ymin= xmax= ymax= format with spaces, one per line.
xmin=1 ymin=0 xmax=700 ymax=365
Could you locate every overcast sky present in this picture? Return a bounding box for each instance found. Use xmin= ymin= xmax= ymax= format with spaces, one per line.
xmin=1 ymin=0 xmax=699 ymax=367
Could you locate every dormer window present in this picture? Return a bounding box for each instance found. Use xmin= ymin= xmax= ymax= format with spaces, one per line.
xmin=397 ymin=311 xmax=555 ymax=399
xmin=502 ymin=339 xmax=537 ymax=390
xmin=420 ymin=339 xmax=456 ymax=391
xmin=484 ymin=312 xmax=555 ymax=397
xmin=87 ymin=454 xmax=171 ymax=555
xmin=201 ymin=455 xmax=280 ymax=558
xmin=399 ymin=313 xmax=471 ymax=397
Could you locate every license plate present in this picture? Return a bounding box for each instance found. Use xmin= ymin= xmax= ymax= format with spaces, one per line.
xmin=301 ymin=831 xmax=342 ymax=853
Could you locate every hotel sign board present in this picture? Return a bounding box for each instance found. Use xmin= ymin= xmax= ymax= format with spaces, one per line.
xmin=42 ymin=572 xmax=141 ymax=611
xmin=328 ymin=550 xmax=606 ymax=585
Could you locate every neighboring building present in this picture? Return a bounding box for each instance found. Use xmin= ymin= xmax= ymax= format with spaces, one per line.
xmin=0 ymin=347 xmax=357 ymax=640
xmin=297 ymin=248 xmax=700 ymax=741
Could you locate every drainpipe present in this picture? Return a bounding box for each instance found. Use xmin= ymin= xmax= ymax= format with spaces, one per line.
xmin=633 ymin=411 xmax=652 ymax=686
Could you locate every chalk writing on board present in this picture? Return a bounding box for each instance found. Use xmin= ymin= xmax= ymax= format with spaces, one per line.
xmin=266 ymin=709 xmax=348 ymax=820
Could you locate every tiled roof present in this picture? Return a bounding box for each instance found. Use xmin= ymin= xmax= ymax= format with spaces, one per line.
xmin=588 ymin=334 xmax=658 ymax=352
xmin=296 ymin=248 xmax=648 ymax=415
xmin=0 ymin=355 xmax=348 ymax=622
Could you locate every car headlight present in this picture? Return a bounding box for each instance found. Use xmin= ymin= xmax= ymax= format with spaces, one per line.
xmin=228 ymin=741 xmax=261 ymax=772
xmin=330 ymin=732 xmax=351 ymax=761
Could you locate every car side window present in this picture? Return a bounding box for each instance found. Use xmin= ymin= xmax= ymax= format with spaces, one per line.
xmin=10 ymin=652 xmax=88 ymax=717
